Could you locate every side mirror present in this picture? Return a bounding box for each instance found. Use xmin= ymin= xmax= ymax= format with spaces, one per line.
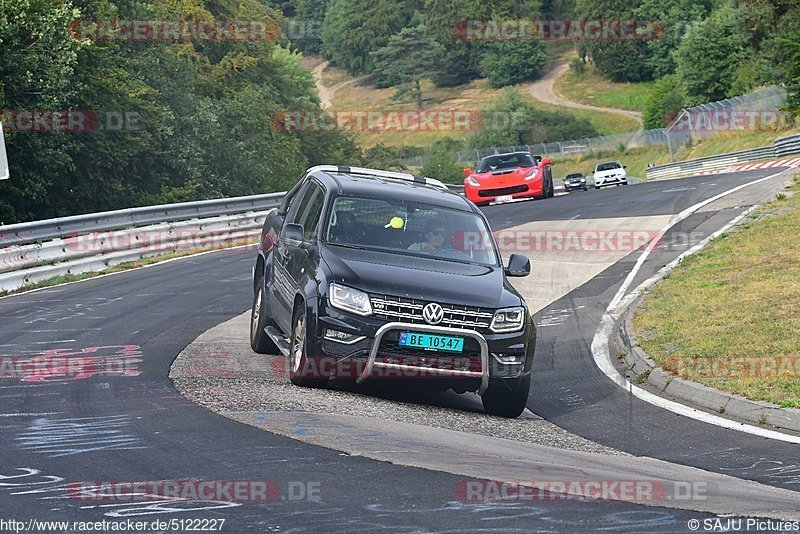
xmin=463 ymin=168 xmax=473 ymax=177
xmin=505 ymin=254 xmax=530 ymax=277
xmin=623 ymin=165 xmax=627 ymax=169
xmin=541 ymin=158 xmax=552 ymax=166
xmin=281 ymin=223 xmax=306 ymax=249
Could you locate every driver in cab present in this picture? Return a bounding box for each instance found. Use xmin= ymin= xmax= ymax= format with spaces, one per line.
xmin=408 ymin=220 xmax=446 ymax=254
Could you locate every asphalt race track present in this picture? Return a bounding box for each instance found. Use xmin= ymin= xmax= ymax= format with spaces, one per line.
xmin=0 ymin=168 xmax=797 ymax=533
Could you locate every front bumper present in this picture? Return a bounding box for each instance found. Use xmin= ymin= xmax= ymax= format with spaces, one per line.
xmin=316 ymin=305 xmax=533 ymax=394
xmin=594 ymin=175 xmax=627 ymax=186
xmin=465 ymin=179 xmax=544 ymax=204
xmin=564 ymin=181 xmax=586 ymax=190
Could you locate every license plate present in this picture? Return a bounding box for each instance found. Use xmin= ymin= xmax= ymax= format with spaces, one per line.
xmin=398 ymin=331 xmax=464 ymax=352
xmin=495 ymin=195 xmax=513 ymax=203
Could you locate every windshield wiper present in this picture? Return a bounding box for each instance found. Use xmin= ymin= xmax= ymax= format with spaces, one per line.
xmin=327 ymin=242 xmax=370 ymax=251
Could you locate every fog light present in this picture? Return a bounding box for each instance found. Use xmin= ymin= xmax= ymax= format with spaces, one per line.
xmin=492 ymin=353 xmax=524 ymax=365
xmin=324 ymin=329 xmax=365 ymax=344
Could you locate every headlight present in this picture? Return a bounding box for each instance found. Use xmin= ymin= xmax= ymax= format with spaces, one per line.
xmin=467 ymin=176 xmax=480 ymax=187
xmin=490 ymin=307 xmax=525 ymax=333
xmin=579 ymin=178 xmax=585 ymax=182
xmin=329 ymin=282 xmax=372 ymax=316
xmin=524 ymin=168 xmax=538 ymax=181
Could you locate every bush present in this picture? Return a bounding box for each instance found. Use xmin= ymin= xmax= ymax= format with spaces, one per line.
xmin=674 ymin=7 xmax=750 ymax=105
xmin=470 ymin=90 xmax=598 ymax=148
xmin=480 ymin=41 xmax=547 ymax=88
xmin=421 ymin=138 xmax=464 ymax=184
xmin=643 ymin=75 xmax=686 ymax=129
xmin=569 ymin=57 xmax=586 ymax=75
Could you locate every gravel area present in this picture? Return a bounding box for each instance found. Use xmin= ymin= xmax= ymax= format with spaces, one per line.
xmin=171 ymin=312 xmax=625 ymax=456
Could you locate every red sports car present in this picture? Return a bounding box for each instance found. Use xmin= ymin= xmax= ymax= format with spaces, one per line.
xmin=463 ymin=152 xmax=554 ymax=206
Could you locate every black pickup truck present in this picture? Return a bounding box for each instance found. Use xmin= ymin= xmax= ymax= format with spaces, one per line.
xmin=250 ymin=165 xmax=536 ymax=417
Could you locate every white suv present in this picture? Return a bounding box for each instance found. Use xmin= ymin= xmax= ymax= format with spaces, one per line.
xmin=592 ymin=161 xmax=627 ymax=189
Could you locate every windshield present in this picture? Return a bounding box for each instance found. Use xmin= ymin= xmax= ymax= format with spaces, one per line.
xmin=476 ymin=153 xmax=536 ymax=173
xmin=596 ymin=162 xmax=622 ymax=172
xmin=325 ymin=196 xmax=499 ymax=266
xmin=566 ymin=173 xmax=583 ymax=179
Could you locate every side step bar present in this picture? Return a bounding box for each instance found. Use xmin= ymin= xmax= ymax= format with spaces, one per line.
xmin=265 ymin=326 xmax=291 ymax=357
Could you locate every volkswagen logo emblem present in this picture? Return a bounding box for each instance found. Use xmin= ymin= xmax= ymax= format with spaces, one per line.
xmin=422 ymin=303 xmax=444 ymax=325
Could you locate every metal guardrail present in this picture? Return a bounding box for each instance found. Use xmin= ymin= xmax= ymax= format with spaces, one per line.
xmin=0 ymin=179 xmax=468 ymax=293
xmin=0 ymin=193 xmax=285 ymax=248
xmin=646 ymin=133 xmax=800 ymax=180
xmin=775 ymin=133 xmax=800 ymax=158
xmin=0 ymin=193 xmax=285 ymax=292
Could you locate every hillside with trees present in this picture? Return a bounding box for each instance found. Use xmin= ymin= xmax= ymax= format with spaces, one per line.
xmin=2 ymin=0 xmax=798 ymax=222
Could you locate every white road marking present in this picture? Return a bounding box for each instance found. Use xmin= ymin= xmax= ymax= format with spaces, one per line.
xmin=0 ymin=413 xmax=62 ymax=417
xmin=593 ymin=168 xmax=800 ymax=443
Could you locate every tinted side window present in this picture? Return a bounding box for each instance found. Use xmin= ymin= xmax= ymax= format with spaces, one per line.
xmin=299 ymin=185 xmax=325 ymax=240
xmin=286 ymin=182 xmax=314 ymax=225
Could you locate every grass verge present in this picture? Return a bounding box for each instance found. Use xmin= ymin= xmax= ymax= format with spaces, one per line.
xmin=633 ymin=176 xmax=800 ymax=407
xmin=553 ymin=64 xmax=654 ymax=113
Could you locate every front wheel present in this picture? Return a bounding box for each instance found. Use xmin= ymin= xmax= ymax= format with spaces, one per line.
xmin=250 ymin=275 xmax=279 ymax=354
xmin=481 ymin=375 xmax=530 ymax=418
xmin=289 ymin=305 xmax=328 ymax=388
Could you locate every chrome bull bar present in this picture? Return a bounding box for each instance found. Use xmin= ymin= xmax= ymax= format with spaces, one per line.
xmin=355 ymin=322 xmax=489 ymax=394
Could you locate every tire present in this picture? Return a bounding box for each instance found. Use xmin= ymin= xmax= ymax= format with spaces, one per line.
xmin=582 ymin=186 xmax=587 ymax=191
xmin=546 ymin=179 xmax=555 ymax=198
xmin=289 ymin=304 xmax=328 ymax=388
xmin=250 ymin=275 xmax=279 ymax=354
xmin=594 ymin=185 xmax=600 ymax=190
xmin=481 ymin=375 xmax=530 ymax=418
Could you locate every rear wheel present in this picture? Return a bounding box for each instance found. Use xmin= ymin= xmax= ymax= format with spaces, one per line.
xmin=250 ymin=275 xmax=279 ymax=354
xmin=289 ymin=305 xmax=328 ymax=388
xmin=481 ymin=375 xmax=530 ymax=418
xmin=546 ymin=178 xmax=555 ymax=198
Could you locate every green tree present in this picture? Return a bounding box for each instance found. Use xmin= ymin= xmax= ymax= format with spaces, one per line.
xmin=480 ymin=40 xmax=546 ymax=88
xmin=0 ymin=0 xmax=85 ymax=222
xmin=421 ymin=137 xmax=463 ymax=183
xmin=290 ymin=0 xmax=331 ymax=53
xmin=674 ymin=7 xmax=750 ymax=105
xmin=321 ymin=0 xmax=408 ymax=74
xmin=371 ymin=25 xmax=444 ymax=110
xmin=634 ymin=0 xmax=713 ymax=78
xmin=1 ymin=0 xmax=363 ymax=224
xmin=643 ymin=75 xmax=686 ymax=129
xmin=575 ymin=0 xmax=655 ymax=82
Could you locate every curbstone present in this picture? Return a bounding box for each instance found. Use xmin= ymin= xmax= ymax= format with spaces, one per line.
xmin=663 ymin=377 xmax=731 ymax=414
xmin=646 ymin=367 xmax=672 ymax=393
